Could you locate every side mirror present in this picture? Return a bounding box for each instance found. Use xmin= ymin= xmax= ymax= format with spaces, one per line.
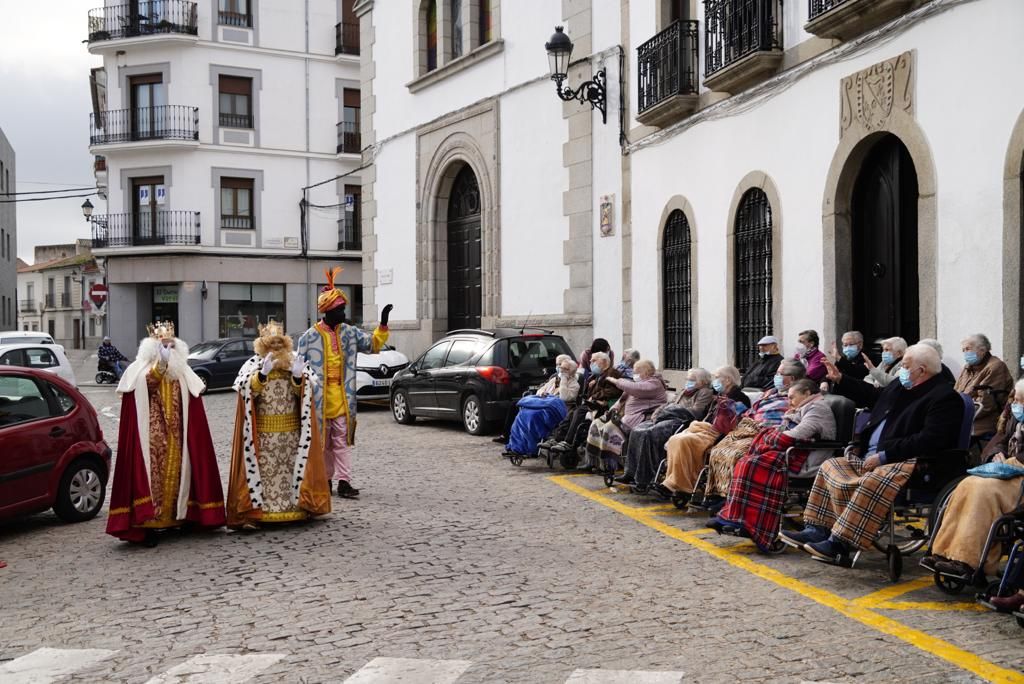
xmin=214 ymin=355 xmax=223 ymax=362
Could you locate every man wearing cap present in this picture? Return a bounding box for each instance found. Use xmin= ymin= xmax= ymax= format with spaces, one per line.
xmin=98 ymin=336 xmax=129 ymax=379
xmin=741 ymin=336 xmax=784 ymax=390
xmin=297 ymin=268 xmax=392 ymax=499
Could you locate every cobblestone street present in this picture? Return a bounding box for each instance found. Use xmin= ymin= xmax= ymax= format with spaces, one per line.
xmin=1 ymin=376 xmax=1023 ymax=683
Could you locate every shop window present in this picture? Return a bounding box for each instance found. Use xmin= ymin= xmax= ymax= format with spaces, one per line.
xmin=219 ymin=283 xmax=284 ymax=337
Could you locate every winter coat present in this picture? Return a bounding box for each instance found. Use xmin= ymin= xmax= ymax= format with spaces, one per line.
xmin=954 ymin=353 xmax=1014 ymax=436
xmin=609 ymin=374 xmax=670 ymax=430
xmin=742 ymin=353 xmax=784 ymax=390
xmin=781 ymin=394 xmax=837 ymax=476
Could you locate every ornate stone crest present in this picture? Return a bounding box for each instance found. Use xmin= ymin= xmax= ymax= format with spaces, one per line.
xmin=840 ymin=51 xmax=914 ymax=137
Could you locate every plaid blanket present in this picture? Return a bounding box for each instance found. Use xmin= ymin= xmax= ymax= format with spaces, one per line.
xmin=718 ymin=427 xmax=799 ymax=551
xmin=803 ymin=455 xmax=916 ymax=550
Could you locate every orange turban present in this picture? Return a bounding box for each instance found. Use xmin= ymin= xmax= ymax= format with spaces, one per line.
xmin=317 ymin=266 xmax=348 ymax=313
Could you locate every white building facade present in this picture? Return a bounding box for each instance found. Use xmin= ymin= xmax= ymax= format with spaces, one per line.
xmin=87 ymin=0 xmax=365 ymax=349
xmin=0 ymin=128 xmax=16 ymax=332
xmin=359 ymin=0 xmax=1024 ymax=382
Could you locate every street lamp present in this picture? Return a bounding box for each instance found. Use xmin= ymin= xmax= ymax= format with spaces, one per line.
xmin=81 ymin=198 xmax=94 ymax=221
xmin=545 ymin=26 xmax=607 ymax=124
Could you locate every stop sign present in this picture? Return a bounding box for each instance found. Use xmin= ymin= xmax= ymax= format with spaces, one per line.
xmin=89 ymin=283 xmax=109 ymax=308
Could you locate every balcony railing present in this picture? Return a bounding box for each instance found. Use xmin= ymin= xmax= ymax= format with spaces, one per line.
xmin=87 ymin=0 xmax=198 ymax=42
xmin=637 ymin=20 xmax=700 ymax=115
xmin=809 ymin=0 xmax=850 ymax=20
xmin=60 ymin=292 xmax=71 ymax=308
xmin=44 ymin=294 xmax=55 ymax=308
xmin=90 ymin=105 xmax=199 ymax=145
xmin=335 ymin=21 xmax=359 ymax=55
xmin=338 ymin=215 xmax=361 ymax=251
xmin=705 ymin=0 xmax=782 ymax=77
xmin=337 ymin=120 xmax=361 ymax=154
xmin=221 ymin=215 xmax=253 ymax=230
xmin=218 ymin=10 xmax=251 ymax=27
xmin=219 ymin=112 xmax=254 ymax=129
xmin=19 ymin=299 xmax=35 ymax=313
xmin=90 ymin=211 xmax=201 ymax=248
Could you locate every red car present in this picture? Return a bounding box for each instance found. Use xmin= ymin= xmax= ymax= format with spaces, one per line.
xmin=0 ymin=367 xmax=111 ymax=523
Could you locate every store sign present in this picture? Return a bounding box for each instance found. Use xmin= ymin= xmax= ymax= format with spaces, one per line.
xmin=153 ymin=285 xmax=179 ymax=303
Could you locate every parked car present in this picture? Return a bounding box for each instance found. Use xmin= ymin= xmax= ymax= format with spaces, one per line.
xmin=0 ymin=331 xmax=56 ymax=345
xmin=0 ymin=367 xmax=111 ymax=523
xmin=0 ymin=343 xmax=77 ymax=387
xmin=389 ymin=328 xmax=575 ymax=435
xmin=185 ymin=338 xmax=255 ymax=391
xmin=355 ymin=345 xmax=410 ymax=402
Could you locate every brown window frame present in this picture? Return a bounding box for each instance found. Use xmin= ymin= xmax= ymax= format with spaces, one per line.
xmin=221 ymin=177 xmax=255 ymax=230
xmin=219 ymin=76 xmax=253 ymax=129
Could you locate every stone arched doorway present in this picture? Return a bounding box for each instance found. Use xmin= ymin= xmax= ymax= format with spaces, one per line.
xmin=445 ymin=164 xmax=482 ymax=330
xmin=850 ymin=134 xmax=920 ymax=348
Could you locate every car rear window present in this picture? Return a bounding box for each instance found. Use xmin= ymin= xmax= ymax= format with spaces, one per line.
xmin=0 ymin=376 xmax=51 ymax=427
xmin=506 ymin=336 xmax=573 ymax=370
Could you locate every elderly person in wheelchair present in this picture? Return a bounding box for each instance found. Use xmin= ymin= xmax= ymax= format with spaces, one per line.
xmin=709 ymin=378 xmax=838 ymax=552
xmin=494 ymin=354 xmax=579 ymax=446
xmin=781 ymin=344 xmax=964 ymax=566
xmin=542 ymin=351 xmax=622 ymax=465
xmin=923 ymin=379 xmax=1024 ymax=611
xmin=581 ymin=359 xmax=667 ymax=474
xmin=953 ymin=333 xmax=1013 ymax=447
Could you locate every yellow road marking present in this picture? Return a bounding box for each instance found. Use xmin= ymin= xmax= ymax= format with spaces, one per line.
xmin=875 ymin=600 xmax=989 ymax=612
xmin=853 ymin=575 xmax=935 ymax=607
xmin=550 ymin=475 xmax=1024 ymax=684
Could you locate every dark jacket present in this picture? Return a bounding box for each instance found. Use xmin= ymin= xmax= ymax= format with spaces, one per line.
xmin=836 ymin=353 xmax=870 ymax=381
xmin=727 ymin=385 xmax=752 ymax=409
xmin=742 ymin=353 xmax=783 ymax=390
xmin=833 ymin=372 xmax=964 ymax=464
xmin=583 ymin=368 xmax=622 ymax=412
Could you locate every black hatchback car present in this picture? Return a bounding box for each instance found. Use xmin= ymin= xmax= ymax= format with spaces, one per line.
xmin=389 ymin=329 xmax=575 ymax=435
xmin=186 ymin=338 xmax=255 ymax=391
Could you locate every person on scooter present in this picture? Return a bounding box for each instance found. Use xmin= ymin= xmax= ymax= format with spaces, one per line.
xmin=98 ymin=336 xmax=129 ymax=378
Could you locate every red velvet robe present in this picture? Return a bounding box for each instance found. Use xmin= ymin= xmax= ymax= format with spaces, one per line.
xmin=106 ymin=389 xmax=225 ymax=542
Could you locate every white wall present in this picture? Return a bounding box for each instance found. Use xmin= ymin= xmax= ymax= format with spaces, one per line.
xmin=369 ymin=133 xmax=418 ymax=315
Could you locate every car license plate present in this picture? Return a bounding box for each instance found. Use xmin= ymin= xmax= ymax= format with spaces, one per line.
xmin=372 ymin=378 xmax=392 ymax=387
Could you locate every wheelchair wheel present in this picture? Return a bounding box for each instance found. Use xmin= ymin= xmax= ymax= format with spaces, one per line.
xmin=934 ymin=572 xmax=968 ymax=595
xmin=558 ymin=448 xmax=578 ymax=471
xmin=984 ymin=580 xmax=1007 ymax=600
xmin=544 ymin=449 xmax=555 ymax=470
xmin=1016 ymin=614 xmax=1024 ymax=629
xmin=765 ymin=538 xmax=788 ymax=555
xmin=603 ymin=471 xmax=615 ymax=488
xmin=672 ymin=492 xmax=691 ymax=510
xmin=887 ymin=545 xmax=903 ymax=582
xmin=510 ymin=454 xmax=524 ymax=467
xmin=631 ymin=484 xmax=649 ymax=495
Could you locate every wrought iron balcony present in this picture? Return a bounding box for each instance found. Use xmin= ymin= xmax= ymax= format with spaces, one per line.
xmin=90 ymin=211 xmax=201 ymax=249
xmin=806 ymin=0 xmax=913 ymax=40
xmin=90 ymin=106 xmax=199 ymax=146
xmin=60 ymin=292 xmax=71 ymax=308
xmin=44 ymin=294 xmax=55 ymax=308
xmin=338 ymin=216 xmax=362 ymax=251
xmin=636 ymin=20 xmax=700 ymax=127
xmin=335 ymin=21 xmax=360 ymax=55
xmin=87 ymin=0 xmax=198 ymax=43
xmin=218 ymin=10 xmax=251 ymax=27
xmin=809 ymin=0 xmax=850 ymax=18
xmin=219 ymin=112 xmax=254 ymax=129
xmin=337 ymin=120 xmax=361 ymax=155
xmin=19 ymin=299 xmax=36 ymax=313
xmin=704 ymin=0 xmax=783 ymax=92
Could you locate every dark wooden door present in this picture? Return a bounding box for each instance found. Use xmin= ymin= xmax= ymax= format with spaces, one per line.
xmin=131 ymin=175 xmax=164 ymax=244
xmin=446 ymin=166 xmax=482 ymax=331
xmin=852 ymin=134 xmax=919 ymax=348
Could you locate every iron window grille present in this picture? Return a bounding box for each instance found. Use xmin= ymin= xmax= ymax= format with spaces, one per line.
xmin=734 ymin=188 xmax=773 ymax=368
xmin=87 ymin=0 xmax=198 ymax=42
xmin=335 ymin=21 xmax=360 ymax=55
xmin=808 ymin=0 xmax=851 ymax=20
xmin=336 ymin=120 xmax=361 ymax=154
xmin=663 ymin=209 xmax=693 ymax=370
xmin=637 ymin=19 xmax=700 ymax=115
xmin=90 ymin=106 xmax=199 ymax=145
xmin=704 ymin=0 xmax=782 ymax=77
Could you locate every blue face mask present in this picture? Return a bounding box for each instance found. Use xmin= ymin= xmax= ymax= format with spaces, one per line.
xmin=684 ymin=381 xmax=696 ymax=392
xmin=589 ymin=363 xmax=600 ymax=375
xmin=1013 ymin=403 xmax=1024 ymax=423
xmin=842 ymin=345 xmax=859 ymax=360
xmin=964 ymin=351 xmax=979 ymax=366
xmin=898 ymin=367 xmax=913 ymax=389
xmin=881 ymin=351 xmax=895 ymax=366
xmin=712 ymin=379 xmax=724 ymax=394
xmin=773 ymin=374 xmax=785 ymax=392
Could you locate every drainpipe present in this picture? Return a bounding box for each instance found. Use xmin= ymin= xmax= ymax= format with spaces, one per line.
xmin=304 ymin=0 xmax=312 ymax=328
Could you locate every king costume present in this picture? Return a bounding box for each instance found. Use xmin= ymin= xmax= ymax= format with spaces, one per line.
xmin=106 ymin=323 xmax=225 ymax=545
xmin=227 ymin=321 xmax=331 ymax=528
xmin=296 ymin=267 xmax=391 ymax=498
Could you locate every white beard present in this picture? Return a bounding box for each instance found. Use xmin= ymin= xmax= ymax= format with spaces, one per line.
xmin=136 ymin=337 xmax=191 ymax=381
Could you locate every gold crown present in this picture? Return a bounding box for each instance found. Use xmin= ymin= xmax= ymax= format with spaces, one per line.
xmin=258 ymin=319 xmax=285 ymax=338
xmin=147 ymin=321 xmax=175 ymax=340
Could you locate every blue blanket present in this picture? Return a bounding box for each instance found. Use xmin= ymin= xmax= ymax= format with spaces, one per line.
xmin=508 ymin=395 xmax=569 ymax=456
xmin=967 ymin=462 xmax=1024 ymax=479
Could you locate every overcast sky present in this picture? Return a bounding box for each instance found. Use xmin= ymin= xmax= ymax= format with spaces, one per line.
xmin=1 ymin=1 xmax=98 ymax=263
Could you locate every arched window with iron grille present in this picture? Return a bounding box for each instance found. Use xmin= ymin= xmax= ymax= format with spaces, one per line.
xmin=663 ymin=209 xmax=692 ymax=370
xmin=734 ymin=188 xmax=773 ymax=368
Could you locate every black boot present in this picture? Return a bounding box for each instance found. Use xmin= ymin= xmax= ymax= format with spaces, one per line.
xmin=337 ymin=480 xmax=360 ymax=499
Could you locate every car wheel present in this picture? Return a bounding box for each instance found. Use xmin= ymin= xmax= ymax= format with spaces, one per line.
xmin=196 ymin=372 xmax=210 ymax=394
xmin=53 ymin=457 xmax=107 ymax=523
xmin=392 ymin=389 xmax=415 ymax=424
xmin=462 ymin=394 xmax=486 ymax=435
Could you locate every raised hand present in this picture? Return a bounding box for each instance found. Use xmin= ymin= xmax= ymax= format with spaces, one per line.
xmin=291 ymin=356 xmax=306 ymax=379
xmin=861 ymin=353 xmax=876 ymax=370
xmin=260 ymin=353 xmax=275 ymax=376
xmin=822 ymin=357 xmax=842 ymax=384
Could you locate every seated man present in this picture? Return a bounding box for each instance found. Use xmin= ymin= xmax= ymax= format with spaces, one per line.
xmin=833 ymin=330 xmax=871 ymax=382
xmin=98 ymin=336 xmax=129 ymax=378
xmin=954 ymin=333 xmax=1013 ymax=444
xmin=781 ymin=344 xmax=963 ymax=565
xmin=544 ymin=352 xmax=621 ymax=455
xmin=924 ymin=380 xmax=1024 ymax=613
xmin=741 ymin=335 xmax=784 ymax=391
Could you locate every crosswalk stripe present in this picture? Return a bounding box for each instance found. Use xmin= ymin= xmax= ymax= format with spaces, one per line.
xmin=0 ymin=647 xmax=118 ymax=684
xmin=564 ymin=669 xmax=685 ymax=684
xmin=143 ymin=653 xmax=286 ymax=684
xmin=343 ymin=657 xmax=473 ymax=684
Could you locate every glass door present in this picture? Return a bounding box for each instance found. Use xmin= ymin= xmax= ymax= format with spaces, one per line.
xmin=130 ymin=74 xmax=166 ymax=140
xmin=132 ymin=175 xmax=164 ymax=245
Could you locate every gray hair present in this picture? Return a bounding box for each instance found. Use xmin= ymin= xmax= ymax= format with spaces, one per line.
xmin=961 ymin=333 xmax=992 ymax=354
xmin=590 ymin=351 xmax=611 ymax=369
xmin=688 ymin=367 xmax=712 ymax=387
xmin=1015 ymin=378 xmax=1024 ymax=399
xmin=778 ymin=358 xmax=807 ymax=379
xmin=904 ymin=343 xmax=942 ymax=375
xmin=633 ymin=359 xmax=656 ymax=378
xmin=622 ymin=348 xmax=641 ymax=364
xmin=917 ymin=338 xmax=944 ymax=358
xmin=841 ymin=330 xmax=864 ymax=345
xmin=714 ymin=365 xmax=742 ymax=389
xmin=556 ymin=354 xmax=577 ymax=374
xmin=881 ymin=337 xmax=908 ymax=355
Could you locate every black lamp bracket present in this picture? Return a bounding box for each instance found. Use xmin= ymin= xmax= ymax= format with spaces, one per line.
xmin=554 ymin=67 xmax=607 ymax=124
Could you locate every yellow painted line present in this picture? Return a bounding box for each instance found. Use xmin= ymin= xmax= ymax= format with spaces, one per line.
xmin=853 ymin=575 xmax=935 ymax=607
xmin=875 ymin=600 xmax=989 ymax=612
xmin=549 ymin=475 xmax=1024 ymax=684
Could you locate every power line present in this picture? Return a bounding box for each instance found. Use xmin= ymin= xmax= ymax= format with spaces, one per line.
xmin=17 ymin=180 xmax=95 ymax=187
xmin=1 ymin=187 xmax=95 ymax=196
xmin=0 ymin=192 xmax=97 ymax=204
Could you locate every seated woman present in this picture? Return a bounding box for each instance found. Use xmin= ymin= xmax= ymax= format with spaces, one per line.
xmin=495 ymin=354 xmax=579 ymax=445
xmin=924 ymin=380 xmax=1024 ymax=612
xmin=697 ymin=358 xmax=807 ymax=510
xmin=503 ymin=357 xmax=580 ymax=456
xmin=654 ymin=366 xmax=751 ymax=502
xmin=544 ymin=351 xmax=622 ymax=455
xmin=953 ymin=333 xmax=1013 ymax=443
xmin=794 ymin=329 xmax=828 ymax=383
xmin=710 ymin=379 xmax=837 ymax=551
xmin=865 ymin=336 xmax=906 ymax=388
xmin=615 ymin=367 xmax=714 ymax=490
xmin=615 ymin=348 xmax=640 ymax=380
xmin=582 ymin=360 xmax=668 ymax=473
